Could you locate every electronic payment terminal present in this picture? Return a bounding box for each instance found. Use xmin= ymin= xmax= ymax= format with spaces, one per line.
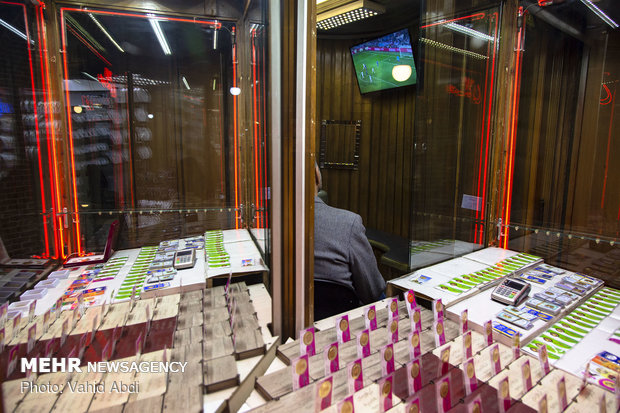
xmin=174 ymin=249 xmax=196 ymax=270
xmin=491 ymin=278 xmax=531 ymax=306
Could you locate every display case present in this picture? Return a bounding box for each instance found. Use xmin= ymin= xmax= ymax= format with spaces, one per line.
xmin=58 ymin=7 xmax=243 ymax=251
xmin=1 ymin=0 xmax=620 ymax=411
xmin=1 ymin=1 xmax=277 ymax=411
xmin=0 ymin=1 xmax=59 ymax=261
xmin=0 ymin=0 xmax=272 ymax=285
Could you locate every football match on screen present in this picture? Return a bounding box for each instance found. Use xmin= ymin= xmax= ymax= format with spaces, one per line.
xmin=350 ymin=28 xmax=417 ymax=94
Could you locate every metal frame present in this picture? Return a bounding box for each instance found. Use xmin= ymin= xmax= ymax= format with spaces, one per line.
xmin=319 ymin=119 xmax=361 ymax=170
xmin=269 ymin=0 xmax=283 ymax=337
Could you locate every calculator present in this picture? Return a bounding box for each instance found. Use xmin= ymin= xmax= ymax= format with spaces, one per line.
xmin=174 ymin=249 xmax=196 ymax=270
xmin=491 ymin=278 xmax=531 ymax=306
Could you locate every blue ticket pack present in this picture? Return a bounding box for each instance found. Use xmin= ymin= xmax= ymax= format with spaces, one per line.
xmin=497 ymin=311 xmax=534 ymax=330
xmin=528 ymin=268 xmax=556 ymax=280
xmin=536 ymin=264 xmax=565 ymax=274
xmin=505 ymin=306 xmax=538 ymax=321
xmin=143 ymin=282 xmax=171 ymax=292
xmin=598 ymin=351 xmax=620 ymax=367
xmin=493 ymin=321 xmax=521 ymax=338
xmin=521 ymin=306 xmax=553 ymax=321
xmin=520 ymin=274 xmax=548 ymax=284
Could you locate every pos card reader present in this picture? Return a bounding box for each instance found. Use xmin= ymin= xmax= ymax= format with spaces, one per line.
xmin=174 ymin=249 xmax=196 ymax=270
xmin=491 ymin=278 xmax=531 ymax=306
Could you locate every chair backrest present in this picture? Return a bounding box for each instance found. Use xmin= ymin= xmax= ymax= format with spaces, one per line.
xmin=314 ymin=279 xmax=360 ymax=321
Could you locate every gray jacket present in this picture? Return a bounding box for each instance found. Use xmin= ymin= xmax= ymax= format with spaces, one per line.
xmin=314 ymin=197 xmax=386 ymax=304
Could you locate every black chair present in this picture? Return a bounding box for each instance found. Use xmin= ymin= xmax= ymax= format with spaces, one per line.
xmin=314 ymin=279 xmax=361 ymax=321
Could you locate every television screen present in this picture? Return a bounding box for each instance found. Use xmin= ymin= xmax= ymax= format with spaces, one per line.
xmin=350 ymin=29 xmax=417 ymax=94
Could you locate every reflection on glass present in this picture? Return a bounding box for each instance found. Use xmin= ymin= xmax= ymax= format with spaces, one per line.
xmin=506 ymin=9 xmax=620 ymax=288
xmin=59 ymin=8 xmax=238 ymax=250
xmin=247 ymin=22 xmax=270 ymax=260
xmin=0 ymin=2 xmax=57 ymax=258
xmin=410 ymin=9 xmax=500 ymax=269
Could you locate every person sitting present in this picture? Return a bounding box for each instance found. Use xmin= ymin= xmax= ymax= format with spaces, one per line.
xmin=313 ymin=163 xmax=386 ymax=304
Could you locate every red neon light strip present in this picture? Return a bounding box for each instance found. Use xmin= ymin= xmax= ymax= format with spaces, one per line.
xmin=481 ymin=14 xmax=498 ymax=242
xmin=232 ymin=28 xmax=239 ymax=229
xmin=35 ymin=8 xmax=53 ymax=257
xmin=256 ymin=29 xmax=264 ymax=229
xmin=258 ymin=31 xmax=265 ymax=229
xmin=500 ymin=34 xmax=515 ymax=247
xmin=60 ymin=9 xmax=83 ymax=253
xmin=474 ymin=18 xmax=492 ymax=244
xmin=479 ymin=13 xmax=499 ymax=243
xmin=59 ymin=7 xmax=221 ymax=28
xmin=66 ymin=24 xmax=112 ymax=67
xmin=601 ymin=84 xmax=612 ymax=105
xmin=0 ymin=1 xmax=28 ymax=6
xmin=261 ymin=29 xmax=268 ymax=230
xmin=254 ymin=30 xmax=262 ymax=228
xmin=505 ymin=23 xmax=524 ymax=248
xmin=600 ymin=87 xmax=616 ymax=208
xmin=39 ymin=7 xmax=65 ymax=258
xmin=16 ymin=2 xmax=50 ymax=257
xmin=252 ymin=30 xmax=260 ymax=228
xmin=35 ymin=4 xmax=59 ymax=258
xmin=0 ymin=1 xmax=29 ymax=6
xmin=421 ymin=12 xmax=486 ymax=29
xmin=1 ymin=1 xmax=53 ymax=257
xmin=502 ymin=10 xmax=524 ymax=248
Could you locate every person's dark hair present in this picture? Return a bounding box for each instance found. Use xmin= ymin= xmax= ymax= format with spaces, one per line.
xmin=314 ymin=160 xmax=322 ymax=191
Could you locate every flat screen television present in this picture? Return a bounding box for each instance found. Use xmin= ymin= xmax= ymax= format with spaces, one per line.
xmin=350 ymin=29 xmax=417 ymax=94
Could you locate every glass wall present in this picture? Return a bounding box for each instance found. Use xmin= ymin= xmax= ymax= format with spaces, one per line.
xmin=316 ymin=0 xmax=619 ymax=291
xmin=240 ymin=0 xmax=270 ymax=262
xmin=0 ymin=1 xmax=58 ymax=259
xmin=410 ymin=5 xmax=500 ymax=269
xmin=59 ymin=8 xmax=239 ymax=252
xmin=0 ymin=1 xmax=270 ymax=266
xmin=506 ymin=4 xmax=620 ymax=288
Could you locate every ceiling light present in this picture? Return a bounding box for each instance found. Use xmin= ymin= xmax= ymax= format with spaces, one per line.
xmin=0 ymin=18 xmax=34 ymax=44
xmin=182 ymin=76 xmax=190 ymax=90
xmin=317 ymin=0 xmax=385 ymax=30
xmin=444 ymin=22 xmax=495 ymax=42
xmin=230 ymin=87 xmax=241 ymax=95
xmin=149 ymin=16 xmax=172 ymax=55
xmin=579 ymin=0 xmax=618 ymax=28
xmin=89 ymin=13 xmax=125 ymax=53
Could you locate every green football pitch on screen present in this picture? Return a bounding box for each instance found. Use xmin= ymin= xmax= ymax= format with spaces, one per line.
xmin=352 ymin=50 xmax=417 ymax=94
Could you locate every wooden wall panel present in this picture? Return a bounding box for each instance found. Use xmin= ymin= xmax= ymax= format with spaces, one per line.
xmin=570 ymin=30 xmax=620 ymax=237
xmin=316 ymin=38 xmax=415 ymax=238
